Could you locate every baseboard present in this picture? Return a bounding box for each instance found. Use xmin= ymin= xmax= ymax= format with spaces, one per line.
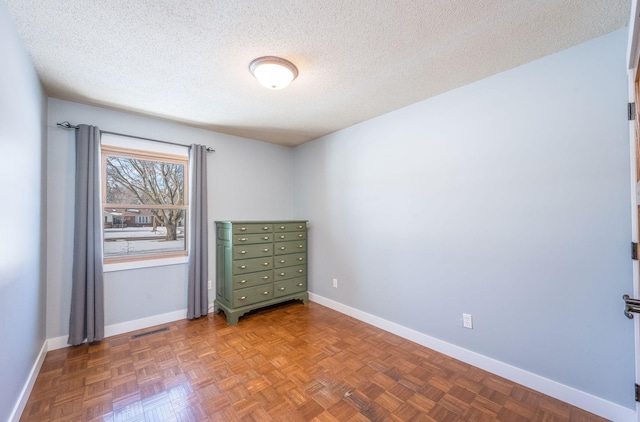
xmin=308 ymin=292 xmax=636 ymax=422
xmin=103 ymin=308 xmax=187 ymax=338
xmin=47 ymin=308 xmax=188 ymax=351
xmin=9 ymin=340 xmax=47 ymax=422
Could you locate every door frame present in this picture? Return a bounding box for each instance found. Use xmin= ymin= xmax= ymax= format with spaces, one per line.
xmin=628 ymin=1 xmax=640 ymax=420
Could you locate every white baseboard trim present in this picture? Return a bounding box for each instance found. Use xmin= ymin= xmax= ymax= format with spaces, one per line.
xmin=10 ymin=340 xmax=47 ymax=422
xmin=308 ymin=292 xmax=635 ymax=422
xmin=47 ymin=308 xmax=188 ymax=351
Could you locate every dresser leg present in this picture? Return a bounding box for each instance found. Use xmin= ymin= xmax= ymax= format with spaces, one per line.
xmin=226 ymin=313 xmax=239 ymax=325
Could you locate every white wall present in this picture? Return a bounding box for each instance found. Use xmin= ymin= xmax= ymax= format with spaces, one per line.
xmin=47 ymin=99 xmax=294 ymax=338
xmin=0 ymin=2 xmax=47 ymax=421
xmin=293 ymin=29 xmax=634 ymax=409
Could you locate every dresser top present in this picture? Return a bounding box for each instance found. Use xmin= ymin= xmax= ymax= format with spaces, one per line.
xmin=215 ymin=220 xmax=308 ymax=224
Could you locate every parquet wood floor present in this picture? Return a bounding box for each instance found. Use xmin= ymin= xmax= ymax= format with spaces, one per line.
xmin=21 ymin=301 xmax=609 ymax=421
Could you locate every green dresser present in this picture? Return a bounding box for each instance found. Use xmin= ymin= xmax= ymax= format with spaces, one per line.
xmin=214 ymin=221 xmax=309 ymax=325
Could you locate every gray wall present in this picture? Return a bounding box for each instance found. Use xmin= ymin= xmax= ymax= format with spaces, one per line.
xmin=47 ymin=99 xmax=294 ymax=337
xmin=293 ymin=29 xmax=635 ymax=407
xmin=0 ymin=2 xmax=48 ymax=421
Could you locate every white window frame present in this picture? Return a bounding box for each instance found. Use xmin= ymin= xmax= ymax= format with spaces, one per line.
xmin=101 ymin=133 xmax=189 ymax=272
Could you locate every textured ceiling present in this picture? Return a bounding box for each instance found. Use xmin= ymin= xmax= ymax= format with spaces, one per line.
xmin=5 ymin=0 xmax=631 ymax=146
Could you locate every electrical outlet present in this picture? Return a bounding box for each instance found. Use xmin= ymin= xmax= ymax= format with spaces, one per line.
xmin=208 ymin=280 xmax=212 ymax=290
xmin=462 ymin=313 xmax=473 ymax=329
xmin=332 ymin=278 xmax=338 ymax=288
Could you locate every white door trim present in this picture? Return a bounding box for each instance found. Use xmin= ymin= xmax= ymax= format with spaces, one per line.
xmin=627 ymin=67 xmax=640 ymax=422
xmin=627 ymin=2 xmax=640 ymax=419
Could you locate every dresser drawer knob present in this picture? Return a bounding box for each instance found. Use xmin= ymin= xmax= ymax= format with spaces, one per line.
xmin=297 ymin=257 xmax=303 ymax=261
xmin=297 ymin=245 xmax=303 ymax=248
xmin=298 ymin=225 xmax=303 ymax=229
xmin=279 ymin=235 xmax=285 ymax=239
xmin=240 ymin=227 xmax=247 ymax=231
xmin=262 ymin=248 xmax=269 ymax=252
xmin=280 ymin=247 xmax=286 ymax=250
xmin=297 ymin=269 xmax=303 ymax=273
xmin=262 ymin=262 xmax=269 ymax=266
xmin=279 ymin=287 xmax=286 ymax=291
xmin=239 ymin=296 xmax=247 ymax=300
xmin=262 ymin=291 xmax=269 ymax=295
xmin=279 ymin=272 xmax=285 ymax=276
xmin=279 ymin=259 xmax=286 ymax=263
xmin=263 ymin=226 xmax=270 ymax=230
xmin=298 ymin=234 xmax=303 ymax=238
xmin=261 ymin=276 xmax=270 ymax=280
xmin=240 ymin=265 xmax=247 ymax=269
xmin=240 ymin=280 xmax=247 ymax=284
xmin=280 ymin=226 xmax=285 ymax=229
xmin=297 ymin=283 xmax=303 ymax=287
xmin=239 ymin=237 xmax=247 ymax=241
xmin=263 ymin=236 xmax=270 ymax=240
xmin=240 ymin=250 xmax=247 ymax=254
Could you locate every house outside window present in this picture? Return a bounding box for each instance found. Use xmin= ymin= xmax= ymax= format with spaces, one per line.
xmin=101 ymin=134 xmax=189 ymax=264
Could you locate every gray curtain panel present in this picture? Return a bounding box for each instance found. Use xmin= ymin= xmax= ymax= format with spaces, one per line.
xmin=187 ymin=144 xmax=209 ymax=319
xmin=68 ymin=125 xmax=105 ymax=345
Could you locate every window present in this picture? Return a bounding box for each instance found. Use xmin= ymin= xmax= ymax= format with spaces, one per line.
xmin=101 ymin=138 xmax=189 ymax=264
xmin=135 ymin=215 xmax=151 ymax=225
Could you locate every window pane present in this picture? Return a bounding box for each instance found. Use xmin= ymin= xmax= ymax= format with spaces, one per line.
xmin=105 ymin=156 xmax=184 ymax=206
xmin=104 ymin=208 xmax=187 ymax=258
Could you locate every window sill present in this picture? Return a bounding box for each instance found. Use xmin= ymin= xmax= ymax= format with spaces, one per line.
xmin=104 ymin=256 xmax=188 ymax=273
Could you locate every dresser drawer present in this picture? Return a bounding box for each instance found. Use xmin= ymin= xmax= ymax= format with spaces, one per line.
xmin=274 ymin=222 xmax=306 ymax=232
xmin=274 ymin=252 xmax=306 ymax=268
xmin=274 ymin=231 xmax=306 ymax=242
xmin=233 ymin=223 xmax=273 ymax=234
xmin=234 ymin=284 xmax=273 ymax=307
xmin=233 ymin=270 xmax=272 ymax=290
xmin=233 ymin=244 xmax=273 ymax=260
xmin=274 ymin=265 xmax=306 ymax=281
xmin=274 ymin=277 xmax=306 ymax=297
xmin=233 ymin=256 xmax=273 ymax=275
xmin=274 ymin=240 xmax=306 ymax=255
xmin=233 ymin=233 xmax=272 ymax=245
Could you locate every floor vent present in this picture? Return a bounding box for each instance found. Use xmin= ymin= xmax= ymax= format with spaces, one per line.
xmin=131 ymin=326 xmax=169 ymax=339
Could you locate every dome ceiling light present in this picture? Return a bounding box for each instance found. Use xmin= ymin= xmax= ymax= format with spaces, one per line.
xmin=249 ymin=56 xmax=298 ymax=90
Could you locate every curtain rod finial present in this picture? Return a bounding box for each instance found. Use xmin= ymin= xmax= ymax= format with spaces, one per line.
xmin=57 ymin=121 xmax=78 ymax=129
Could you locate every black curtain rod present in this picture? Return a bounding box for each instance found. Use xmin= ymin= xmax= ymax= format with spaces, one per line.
xmin=56 ymin=121 xmax=215 ymax=153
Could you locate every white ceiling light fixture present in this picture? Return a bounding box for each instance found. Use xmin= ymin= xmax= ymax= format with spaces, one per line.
xmin=249 ymin=56 xmax=298 ymax=90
